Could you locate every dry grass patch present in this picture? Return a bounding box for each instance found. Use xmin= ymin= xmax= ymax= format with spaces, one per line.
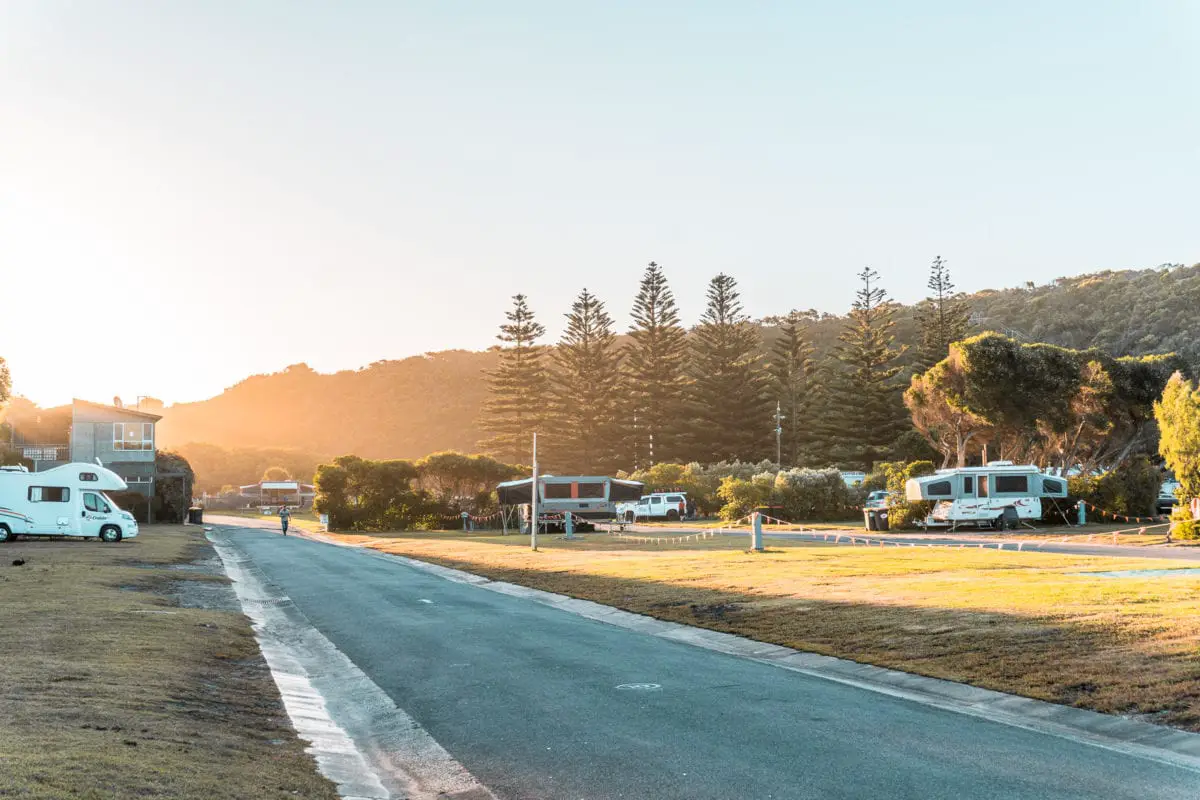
xmin=0 ymin=527 xmax=337 ymax=800
xmin=333 ymin=530 xmax=1200 ymax=731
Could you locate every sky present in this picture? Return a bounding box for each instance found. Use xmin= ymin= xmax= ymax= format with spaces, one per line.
xmin=1 ymin=1 xmax=1197 ymax=407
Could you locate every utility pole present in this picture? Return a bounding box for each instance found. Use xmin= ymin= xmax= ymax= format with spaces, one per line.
xmin=530 ymin=432 xmax=539 ymax=551
xmin=774 ymin=401 xmax=784 ymax=466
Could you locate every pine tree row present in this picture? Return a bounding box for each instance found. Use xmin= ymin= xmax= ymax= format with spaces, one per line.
xmin=480 ymin=258 xmax=969 ymax=473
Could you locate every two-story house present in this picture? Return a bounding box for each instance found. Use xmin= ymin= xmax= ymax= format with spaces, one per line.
xmin=7 ymin=398 xmax=162 ymax=498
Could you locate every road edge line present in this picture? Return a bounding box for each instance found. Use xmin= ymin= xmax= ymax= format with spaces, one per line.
xmin=206 ymin=529 xmax=495 ymax=800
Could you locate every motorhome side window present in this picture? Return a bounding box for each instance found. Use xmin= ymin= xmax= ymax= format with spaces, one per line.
xmin=79 ymin=472 xmax=98 ymax=482
xmin=926 ymin=480 xmax=953 ymax=496
xmin=29 ymin=486 xmax=70 ymax=503
xmin=543 ymin=483 xmax=572 ymax=499
xmin=994 ymin=475 xmax=1028 ymax=493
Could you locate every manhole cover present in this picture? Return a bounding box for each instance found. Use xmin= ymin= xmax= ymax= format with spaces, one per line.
xmin=616 ymin=683 xmax=661 ymax=691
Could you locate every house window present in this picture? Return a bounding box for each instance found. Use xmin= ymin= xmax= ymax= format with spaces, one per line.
xmin=995 ymin=475 xmax=1029 ymax=494
xmin=114 ymin=422 xmax=154 ymax=451
xmin=29 ymin=486 xmax=70 ymax=503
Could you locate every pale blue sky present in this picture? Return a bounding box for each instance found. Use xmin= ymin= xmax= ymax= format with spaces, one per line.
xmin=2 ymin=1 xmax=1197 ymax=406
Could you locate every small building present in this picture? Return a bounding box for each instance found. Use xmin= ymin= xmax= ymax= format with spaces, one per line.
xmin=7 ymin=398 xmax=162 ymax=498
xmin=238 ymin=480 xmax=316 ymax=509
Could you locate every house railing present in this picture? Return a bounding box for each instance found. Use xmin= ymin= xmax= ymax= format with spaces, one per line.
xmin=14 ymin=443 xmax=70 ymax=462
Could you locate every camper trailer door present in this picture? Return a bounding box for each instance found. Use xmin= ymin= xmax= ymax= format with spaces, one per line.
xmin=80 ymin=491 xmax=116 ymax=537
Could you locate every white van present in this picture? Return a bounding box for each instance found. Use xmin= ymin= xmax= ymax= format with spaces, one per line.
xmin=0 ymin=463 xmax=140 ymax=543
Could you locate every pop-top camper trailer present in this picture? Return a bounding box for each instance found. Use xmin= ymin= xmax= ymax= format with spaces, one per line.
xmin=0 ymin=463 xmax=140 ymax=543
xmin=905 ymin=462 xmax=1068 ymax=529
xmin=496 ymin=475 xmax=644 ymax=532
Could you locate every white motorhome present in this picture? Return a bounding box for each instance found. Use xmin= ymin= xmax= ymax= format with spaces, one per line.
xmin=0 ymin=463 xmax=140 ymax=543
xmin=905 ymin=462 xmax=1068 ymax=529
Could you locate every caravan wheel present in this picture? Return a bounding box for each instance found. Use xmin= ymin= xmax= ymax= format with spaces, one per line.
xmin=0 ymin=524 xmax=10 ymax=543
xmin=100 ymin=526 xmax=123 ymax=543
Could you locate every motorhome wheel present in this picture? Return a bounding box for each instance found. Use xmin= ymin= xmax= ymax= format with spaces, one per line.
xmin=100 ymin=526 xmax=122 ymax=543
xmin=0 ymin=524 xmax=10 ymax=543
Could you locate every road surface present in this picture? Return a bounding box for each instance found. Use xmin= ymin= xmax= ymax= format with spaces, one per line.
xmin=210 ymin=523 xmax=1198 ymax=799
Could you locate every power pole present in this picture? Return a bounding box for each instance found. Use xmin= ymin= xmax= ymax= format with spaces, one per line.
xmin=774 ymin=401 xmax=784 ymax=466
xmin=530 ymin=432 xmax=539 ymax=552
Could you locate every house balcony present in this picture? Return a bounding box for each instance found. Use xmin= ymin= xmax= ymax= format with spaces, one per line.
xmin=13 ymin=443 xmax=70 ymax=463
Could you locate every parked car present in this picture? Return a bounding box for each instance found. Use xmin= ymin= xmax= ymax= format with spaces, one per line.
xmin=1157 ymin=480 xmax=1181 ymax=515
xmin=616 ymin=492 xmax=690 ymax=523
xmin=863 ymin=490 xmax=894 ymax=510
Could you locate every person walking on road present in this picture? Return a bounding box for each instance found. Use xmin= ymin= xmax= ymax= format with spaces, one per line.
xmin=279 ymin=505 xmax=291 ymax=536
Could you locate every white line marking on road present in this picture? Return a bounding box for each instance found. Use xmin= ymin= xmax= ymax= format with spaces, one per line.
xmin=207 ymin=531 xmax=495 ymax=800
xmin=616 ymin=683 xmax=662 ymax=691
xmin=418 ymin=599 xmax=433 ymax=604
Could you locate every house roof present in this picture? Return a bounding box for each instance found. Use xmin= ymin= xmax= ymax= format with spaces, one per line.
xmin=73 ymin=398 xmax=163 ymax=422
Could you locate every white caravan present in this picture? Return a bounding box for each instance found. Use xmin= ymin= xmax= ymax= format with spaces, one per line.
xmin=0 ymin=463 xmax=140 ymax=543
xmin=905 ymin=462 xmax=1068 ymax=529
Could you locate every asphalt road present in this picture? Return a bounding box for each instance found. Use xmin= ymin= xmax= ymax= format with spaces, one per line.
xmin=216 ymin=526 xmax=1197 ymax=799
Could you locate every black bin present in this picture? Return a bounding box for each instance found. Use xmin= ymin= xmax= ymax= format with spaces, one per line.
xmin=863 ymin=509 xmax=878 ymax=531
xmin=877 ymin=509 xmax=889 ymax=532
xmin=187 ymin=507 xmax=204 ymax=525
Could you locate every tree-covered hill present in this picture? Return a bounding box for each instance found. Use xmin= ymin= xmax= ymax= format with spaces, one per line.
xmin=156 ymin=263 xmax=1199 ymax=460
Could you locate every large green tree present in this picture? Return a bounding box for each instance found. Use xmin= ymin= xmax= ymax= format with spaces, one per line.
xmin=623 ymin=262 xmax=690 ymax=468
xmin=1155 ymin=371 xmax=1200 ymax=501
xmin=688 ymin=274 xmax=771 ymax=461
xmin=815 ymin=267 xmax=908 ymax=469
xmin=767 ymin=310 xmax=815 ymax=466
xmin=914 ymin=255 xmax=970 ymax=371
xmin=546 ymin=289 xmax=623 ymax=473
xmin=480 ymin=294 xmax=549 ymax=464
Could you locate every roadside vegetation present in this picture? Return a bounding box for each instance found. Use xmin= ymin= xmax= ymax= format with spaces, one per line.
xmin=0 ymin=527 xmax=337 ymax=800
xmin=329 ymin=530 xmax=1200 ymax=732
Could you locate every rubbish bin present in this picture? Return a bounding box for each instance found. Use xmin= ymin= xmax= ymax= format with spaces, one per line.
xmin=187 ymin=507 xmax=203 ymax=525
xmin=863 ymin=509 xmax=878 ymax=531
xmin=877 ymin=509 xmax=889 ymax=532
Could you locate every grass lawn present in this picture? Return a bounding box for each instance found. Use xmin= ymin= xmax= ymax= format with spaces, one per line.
xmin=327 ymin=529 xmax=1200 ymax=731
xmin=0 ymin=526 xmax=337 ymax=800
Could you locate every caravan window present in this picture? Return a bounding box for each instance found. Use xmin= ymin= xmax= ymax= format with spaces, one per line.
xmin=1042 ymin=477 xmax=1065 ymax=495
xmin=577 ymin=482 xmax=605 ymax=499
xmin=926 ymin=480 xmax=953 ymax=497
xmin=29 ymin=486 xmax=69 ymax=503
xmin=543 ymin=483 xmax=572 ymax=500
xmin=978 ymin=477 xmax=988 ymax=497
xmin=962 ymin=476 xmax=973 ymax=494
xmin=995 ymin=475 xmax=1028 ymax=494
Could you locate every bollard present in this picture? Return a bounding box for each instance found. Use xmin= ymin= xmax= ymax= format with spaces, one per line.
xmin=461 ymin=512 xmax=469 ymax=532
xmin=564 ymin=511 xmax=576 ymax=539
xmin=1077 ymin=500 xmax=1087 ymax=526
xmin=751 ymin=512 xmax=764 ymax=552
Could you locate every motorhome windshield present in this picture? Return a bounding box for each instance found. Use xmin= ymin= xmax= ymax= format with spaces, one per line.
xmin=101 ymin=493 xmax=124 ymax=511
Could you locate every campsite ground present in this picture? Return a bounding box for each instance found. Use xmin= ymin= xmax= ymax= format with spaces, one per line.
xmin=0 ymin=526 xmax=337 ymax=800
xmin=320 ymin=529 xmax=1200 ymax=731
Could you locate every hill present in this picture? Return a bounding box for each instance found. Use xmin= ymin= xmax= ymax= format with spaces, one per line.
xmin=157 ymin=263 xmax=1200 ymax=461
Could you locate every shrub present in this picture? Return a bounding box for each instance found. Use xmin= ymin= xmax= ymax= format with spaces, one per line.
xmin=1169 ymin=506 xmax=1200 ymax=540
xmin=716 ymin=475 xmax=773 ymax=522
xmin=1067 ymin=457 xmax=1163 ymax=519
xmin=773 ymin=467 xmax=859 ymax=521
xmin=861 ymin=460 xmax=936 ymax=529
